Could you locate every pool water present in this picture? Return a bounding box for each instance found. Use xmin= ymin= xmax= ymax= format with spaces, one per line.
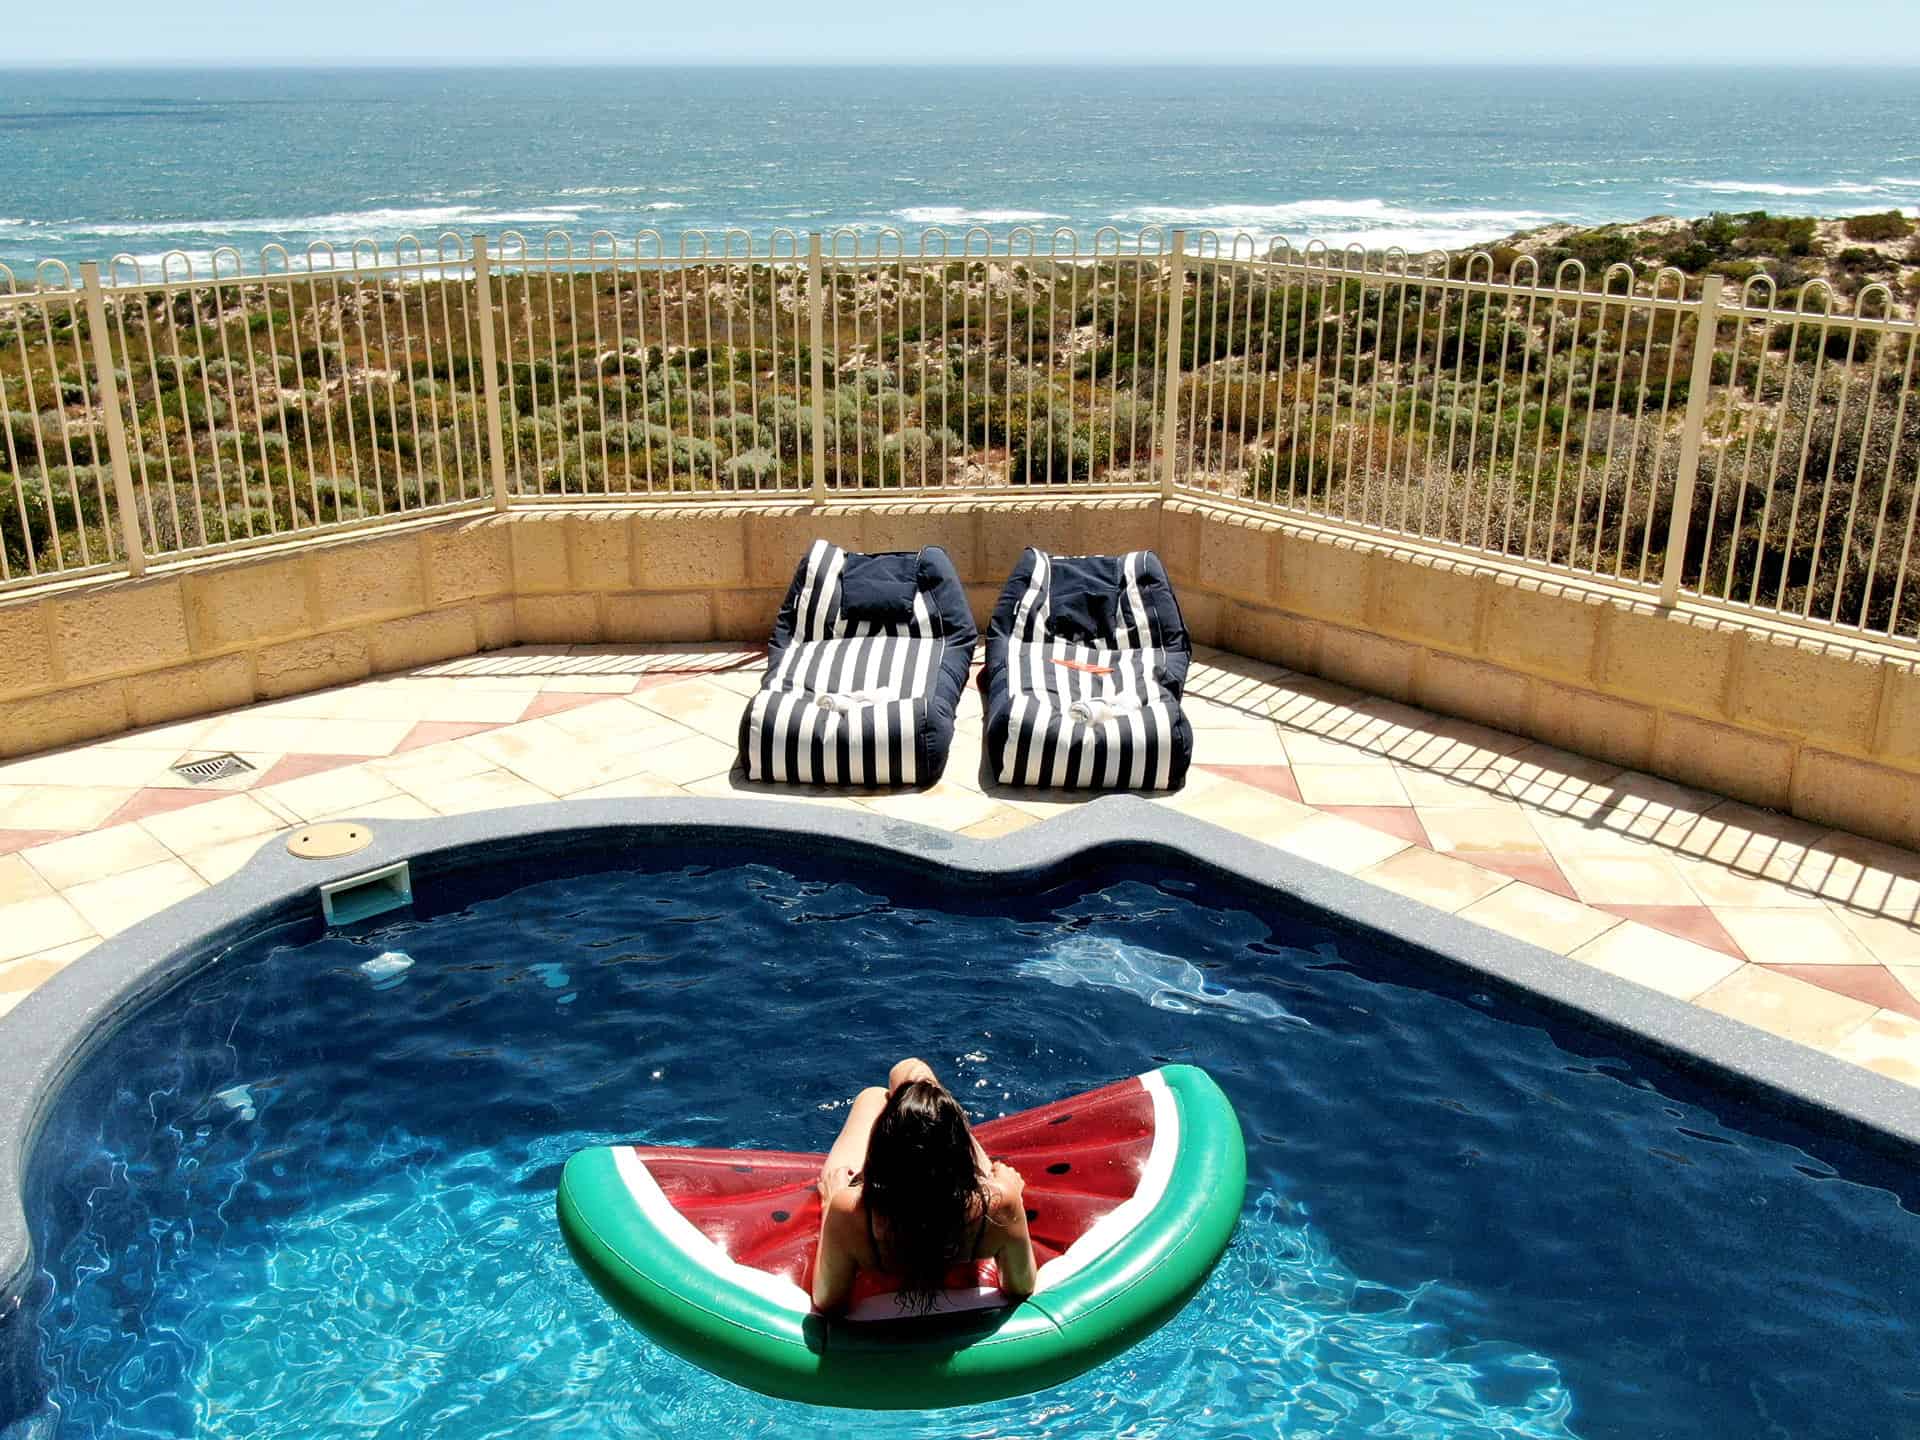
xmin=6 ymin=855 xmax=1918 ymax=1439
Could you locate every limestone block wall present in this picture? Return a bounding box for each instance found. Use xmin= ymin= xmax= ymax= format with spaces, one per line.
xmin=0 ymin=493 xmax=1912 ymax=849
xmin=1160 ymin=498 xmax=1920 ymax=849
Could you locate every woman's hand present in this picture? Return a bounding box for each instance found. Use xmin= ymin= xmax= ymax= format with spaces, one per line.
xmin=990 ymin=1160 xmax=1025 ymax=1202
xmin=818 ymin=1161 xmax=857 ymax=1204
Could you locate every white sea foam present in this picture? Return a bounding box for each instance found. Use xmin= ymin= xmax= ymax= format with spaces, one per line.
xmin=65 ymin=205 xmax=586 ymax=240
xmin=1105 ymin=200 xmax=1559 ymax=250
xmin=1680 ymin=179 xmax=1890 ymax=198
xmin=897 ymin=206 xmax=1069 ymax=226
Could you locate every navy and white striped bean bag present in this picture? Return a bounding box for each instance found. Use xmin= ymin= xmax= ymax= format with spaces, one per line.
xmin=981 ymin=549 xmax=1192 ymax=790
xmin=738 ymin=540 xmax=977 ymax=787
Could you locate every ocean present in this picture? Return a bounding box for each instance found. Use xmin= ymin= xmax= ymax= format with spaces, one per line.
xmin=1 ymin=65 xmax=1918 ymax=273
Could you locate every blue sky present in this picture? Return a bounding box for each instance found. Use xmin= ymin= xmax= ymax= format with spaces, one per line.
xmin=10 ymin=0 xmax=1920 ymax=65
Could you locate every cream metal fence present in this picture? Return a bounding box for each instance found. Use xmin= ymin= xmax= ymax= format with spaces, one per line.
xmin=1 ymin=229 xmax=1915 ymax=645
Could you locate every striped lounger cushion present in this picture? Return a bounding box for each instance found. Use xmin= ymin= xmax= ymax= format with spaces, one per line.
xmin=981 ymin=548 xmax=1193 ymax=790
xmin=738 ymin=540 xmax=977 ymax=787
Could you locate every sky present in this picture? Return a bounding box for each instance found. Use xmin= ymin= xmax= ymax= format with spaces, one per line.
xmin=8 ymin=0 xmax=1920 ymax=66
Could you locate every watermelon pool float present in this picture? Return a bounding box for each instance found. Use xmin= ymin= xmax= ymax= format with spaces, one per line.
xmin=556 ymin=1064 xmax=1245 ymax=1409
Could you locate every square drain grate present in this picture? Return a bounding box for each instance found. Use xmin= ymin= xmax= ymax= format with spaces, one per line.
xmin=169 ymin=752 xmax=255 ymax=786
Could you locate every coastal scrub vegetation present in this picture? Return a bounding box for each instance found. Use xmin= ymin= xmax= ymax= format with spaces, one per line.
xmin=1 ymin=214 xmax=1916 ymax=634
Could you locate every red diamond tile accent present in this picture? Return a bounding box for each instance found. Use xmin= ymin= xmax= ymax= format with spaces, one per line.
xmin=1323 ymin=805 xmax=1432 ymax=848
xmin=254 ymin=754 xmax=362 ymax=788
xmin=1597 ymin=904 xmax=1747 ymax=961
xmin=520 ymin=692 xmax=620 ymax=720
xmin=107 ymin=788 xmax=221 ymax=826
xmin=1201 ymin=764 xmax=1303 ymax=803
xmin=1763 ymin=964 xmax=1920 ymax=1023
xmin=0 ymin=829 xmax=74 ymax=855
xmin=1457 ymin=851 xmax=1580 ymax=901
xmin=396 ymin=720 xmax=505 ymax=751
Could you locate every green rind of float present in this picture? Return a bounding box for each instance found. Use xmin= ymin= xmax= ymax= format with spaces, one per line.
xmin=556 ymin=1063 xmax=1247 ymax=1410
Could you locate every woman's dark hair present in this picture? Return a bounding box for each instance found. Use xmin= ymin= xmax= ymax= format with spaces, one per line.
xmin=861 ymin=1080 xmax=987 ymax=1313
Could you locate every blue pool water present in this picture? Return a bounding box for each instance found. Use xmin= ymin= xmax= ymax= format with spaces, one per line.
xmin=5 ymin=852 xmax=1918 ymax=1438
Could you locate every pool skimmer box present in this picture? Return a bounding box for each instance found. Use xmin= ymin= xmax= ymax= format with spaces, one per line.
xmin=317 ymin=861 xmax=413 ymax=927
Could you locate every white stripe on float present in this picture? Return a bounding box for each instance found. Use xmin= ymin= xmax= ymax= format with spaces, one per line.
xmin=1033 ymin=1069 xmax=1180 ymax=1293
xmin=611 ymin=1146 xmax=814 ymax=1315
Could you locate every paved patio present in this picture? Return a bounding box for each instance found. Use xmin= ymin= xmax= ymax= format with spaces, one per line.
xmin=2 ymin=642 xmax=1917 ymax=1086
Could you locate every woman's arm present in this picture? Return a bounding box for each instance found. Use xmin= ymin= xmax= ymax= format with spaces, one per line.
xmin=813 ymin=1085 xmax=888 ymax=1313
xmin=986 ymin=1162 xmax=1038 ymax=1299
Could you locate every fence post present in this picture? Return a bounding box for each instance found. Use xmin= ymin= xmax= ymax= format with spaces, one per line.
xmin=79 ymin=263 xmax=146 ymax=578
xmin=808 ymin=233 xmax=828 ymax=503
xmin=1661 ymin=273 xmax=1724 ymax=607
xmin=471 ymin=235 xmax=511 ymax=512
xmin=1157 ymin=230 xmax=1187 ymax=499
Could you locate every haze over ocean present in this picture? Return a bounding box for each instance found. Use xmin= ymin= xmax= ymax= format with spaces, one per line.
xmin=2 ymin=65 xmax=1918 ymax=271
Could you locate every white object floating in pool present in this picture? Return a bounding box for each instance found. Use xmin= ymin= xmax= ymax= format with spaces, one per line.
xmin=1020 ymin=937 xmax=1308 ymax=1027
xmin=213 ymin=1084 xmax=257 ymax=1122
xmin=359 ymin=950 xmax=415 ymax=985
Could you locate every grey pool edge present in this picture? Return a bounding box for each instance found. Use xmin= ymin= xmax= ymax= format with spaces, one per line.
xmin=4 ymin=793 xmax=1920 ymax=1344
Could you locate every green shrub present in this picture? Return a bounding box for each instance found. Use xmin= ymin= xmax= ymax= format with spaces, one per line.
xmin=723 ymin=448 xmax=781 ymax=486
xmin=1843 ymin=210 xmax=1914 ymax=243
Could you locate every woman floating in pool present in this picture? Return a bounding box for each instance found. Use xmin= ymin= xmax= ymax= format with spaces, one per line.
xmin=812 ymin=1057 xmax=1038 ymax=1314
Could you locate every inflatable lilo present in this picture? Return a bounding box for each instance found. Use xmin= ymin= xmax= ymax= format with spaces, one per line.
xmin=556 ymin=1066 xmax=1245 ymax=1408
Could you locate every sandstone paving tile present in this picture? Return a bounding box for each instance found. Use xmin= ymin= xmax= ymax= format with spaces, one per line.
xmin=411 ymin=768 xmax=556 ymax=816
xmin=1322 ymin=805 xmax=1431 ymax=848
xmin=0 ymin=829 xmax=74 ymax=856
xmin=536 ymin=674 xmax=641 ymax=694
xmin=1357 ymin=847 xmax=1509 ymax=913
xmin=417 ymin=689 xmax=553 ymax=723
xmin=106 ymin=788 xmax=222 ymax=827
xmin=0 ymin=746 xmax=179 ymax=789
xmin=1671 ymin=857 xmax=1831 ymax=909
xmin=251 ymin=754 xmax=364 ymax=788
xmin=1827 ymin=1010 xmax=1920 ymax=1088
xmin=138 ymin=792 xmax=289 ymax=857
xmin=1569 ymin=921 xmax=1744 ymax=1001
xmin=372 ymin=736 xmax=500 ymax=790
xmin=20 ymin=824 xmax=173 ymax=892
xmin=0 ymin=892 xmax=96 ymax=963
xmin=198 ymin=715 xmax=416 ymax=759
xmin=1189 ymin=728 xmax=1295 ymax=765
xmin=565 ymin=774 xmax=694 ymax=803
xmin=958 ymin=806 xmax=1040 ymax=840
xmin=1593 ymin=904 xmax=1745 ymax=960
xmin=1278 ymin=731 xmax=1399 ymax=767
xmin=682 ymin=772 xmax=871 ymax=811
xmin=0 ymin=853 xmax=55 ymax=905
xmin=1268 ymin=813 xmax=1410 ymax=873
xmin=866 ymin=782 xmax=1005 ymax=832
xmin=633 ymin=679 xmax=752 ymax=740
xmin=1420 ymin=807 xmax=1552 ymax=864
xmin=1556 ymin=852 xmax=1701 ymax=907
xmin=635 ymin=733 xmax=741 ymax=787
xmin=181 ymin=832 xmax=293 ymax=885
xmin=1830 ymin=907 xmax=1920 ymax=965
xmin=1292 ymin=764 xmax=1411 ymax=808
xmin=1711 ymin=908 xmax=1880 ymax=968
xmin=1183 ymin=696 xmax=1281 ymax=732
xmin=99 ymin=717 xmax=218 ymax=751
xmin=1396 ymin=768 xmax=1516 ymax=809
xmin=260 ymin=763 xmax=402 ymax=822
xmin=1161 ymin=774 xmax=1317 ymax=843
xmin=521 ymin=692 xmax=621 ymax=723
xmin=313 ymin=794 xmax=438 ymax=824
xmin=1457 ymin=884 xmax=1620 ymax=956
xmin=1762 ymin=964 xmax=1920 ymax=1023
xmin=0 ymin=940 xmax=98 ymax=1017
xmin=0 ymin=785 xmax=138 ymax=832
xmin=1697 ymin=966 xmax=1878 ymax=1052
xmin=1199 ymin=764 xmax=1302 ymax=804
xmin=62 ymin=859 xmax=207 ymax=938
xmin=393 ymin=720 xmax=503 ymax=752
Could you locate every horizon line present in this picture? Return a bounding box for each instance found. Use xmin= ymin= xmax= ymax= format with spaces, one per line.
xmin=7 ymin=57 xmax=1920 ymax=70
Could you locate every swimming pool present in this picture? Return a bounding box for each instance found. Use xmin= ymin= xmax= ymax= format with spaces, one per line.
xmin=2 ymin=801 xmax=1917 ymax=1438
